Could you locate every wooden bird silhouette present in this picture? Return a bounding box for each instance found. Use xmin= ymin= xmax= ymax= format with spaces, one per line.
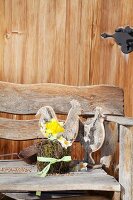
xmin=83 ymin=107 xmax=105 ymax=165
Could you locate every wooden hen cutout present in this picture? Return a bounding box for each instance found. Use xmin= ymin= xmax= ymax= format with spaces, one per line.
xmin=83 ymin=107 xmax=105 ymax=165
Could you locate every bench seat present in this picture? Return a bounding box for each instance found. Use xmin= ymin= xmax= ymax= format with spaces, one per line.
xmin=0 ymin=160 xmax=120 ymax=193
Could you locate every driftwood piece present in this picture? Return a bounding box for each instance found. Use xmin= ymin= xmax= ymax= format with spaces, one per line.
xmin=119 ymin=125 xmax=133 ymax=200
xmin=19 ymin=144 xmax=38 ymax=164
xmin=0 ymin=82 xmax=124 ymax=115
xmin=100 ymin=122 xmax=119 ymax=177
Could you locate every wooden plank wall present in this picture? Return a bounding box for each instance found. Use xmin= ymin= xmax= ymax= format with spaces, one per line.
xmin=0 ymin=0 xmax=133 ymax=159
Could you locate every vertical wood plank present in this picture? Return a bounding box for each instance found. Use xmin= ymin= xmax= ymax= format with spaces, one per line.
xmin=64 ymin=0 xmax=82 ymax=85
xmin=89 ymin=0 xmax=133 ymax=117
xmin=0 ymin=0 xmax=5 ymax=80
xmin=90 ymin=0 xmax=122 ymax=85
xmin=78 ymin=0 xmax=94 ymax=85
xmin=22 ymin=0 xmax=40 ymax=83
xmin=36 ymin=0 xmax=55 ymax=83
xmin=49 ymin=0 xmax=66 ymax=84
xmin=0 ymin=0 xmax=14 ymax=160
xmin=3 ymin=0 xmax=12 ymax=82
xmin=119 ymin=125 xmax=133 ymax=200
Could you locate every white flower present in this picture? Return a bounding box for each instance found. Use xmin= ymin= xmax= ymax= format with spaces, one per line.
xmin=58 ymin=136 xmax=72 ymax=149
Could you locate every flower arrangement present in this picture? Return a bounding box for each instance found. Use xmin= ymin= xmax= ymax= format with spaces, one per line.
xmin=36 ymin=100 xmax=82 ymax=179
xmin=39 ymin=118 xmax=72 ymax=149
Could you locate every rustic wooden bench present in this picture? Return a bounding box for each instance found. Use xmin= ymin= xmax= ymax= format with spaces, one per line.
xmin=0 ymin=81 xmax=133 ymax=200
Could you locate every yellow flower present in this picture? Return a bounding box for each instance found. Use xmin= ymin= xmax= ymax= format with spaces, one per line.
xmin=44 ymin=119 xmax=64 ymax=138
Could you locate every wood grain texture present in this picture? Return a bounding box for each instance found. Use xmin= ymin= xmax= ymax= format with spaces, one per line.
xmin=0 ymin=118 xmax=41 ymax=140
xmin=0 ymin=81 xmax=124 ymax=115
xmin=0 ymin=116 xmax=83 ymax=142
xmin=106 ymin=116 xmax=133 ymax=126
xmin=0 ymin=167 xmax=120 ymax=192
xmin=89 ymin=0 xmax=133 ymax=117
xmin=112 ymin=192 xmax=120 ymax=200
xmin=0 ymin=116 xmax=124 ymax=141
xmin=119 ymin=125 xmax=133 ymax=200
xmin=0 ymin=0 xmax=133 ymax=161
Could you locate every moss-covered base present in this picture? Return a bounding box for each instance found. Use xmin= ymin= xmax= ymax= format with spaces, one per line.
xmin=37 ymin=140 xmax=71 ymax=174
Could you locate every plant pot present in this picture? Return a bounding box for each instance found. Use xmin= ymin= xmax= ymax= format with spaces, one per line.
xmin=37 ymin=139 xmax=71 ymax=174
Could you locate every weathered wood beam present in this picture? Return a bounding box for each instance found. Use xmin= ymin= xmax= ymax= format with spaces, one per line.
xmin=1 ymin=115 xmax=132 ymax=141
xmin=0 ymin=117 xmax=82 ymax=141
xmin=0 ymin=118 xmax=42 ymax=140
xmin=106 ymin=116 xmax=133 ymax=126
xmin=0 ymin=168 xmax=120 ymax=192
xmin=0 ymin=81 xmax=124 ymax=115
xmin=119 ymin=125 xmax=133 ymax=200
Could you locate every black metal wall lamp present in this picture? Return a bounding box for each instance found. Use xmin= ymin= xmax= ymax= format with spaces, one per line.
xmin=101 ymin=26 xmax=133 ymax=54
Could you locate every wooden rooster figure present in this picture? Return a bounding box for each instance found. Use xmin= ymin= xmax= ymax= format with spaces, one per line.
xmin=36 ymin=99 xmax=82 ymax=148
xmin=61 ymin=99 xmax=82 ymax=141
xmin=19 ymin=100 xmax=82 ymax=163
xmin=83 ymin=107 xmax=105 ymax=165
xmin=36 ymin=106 xmax=58 ymax=122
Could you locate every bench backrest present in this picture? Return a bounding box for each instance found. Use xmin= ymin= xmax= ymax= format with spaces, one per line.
xmin=0 ymin=81 xmax=124 ymax=140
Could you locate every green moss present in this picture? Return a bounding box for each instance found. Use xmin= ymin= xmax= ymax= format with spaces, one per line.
xmin=37 ymin=140 xmax=71 ymax=174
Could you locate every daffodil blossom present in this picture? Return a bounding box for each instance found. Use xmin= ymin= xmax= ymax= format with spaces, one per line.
xmin=39 ymin=118 xmax=65 ymax=140
xmin=39 ymin=118 xmax=73 ymax=148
